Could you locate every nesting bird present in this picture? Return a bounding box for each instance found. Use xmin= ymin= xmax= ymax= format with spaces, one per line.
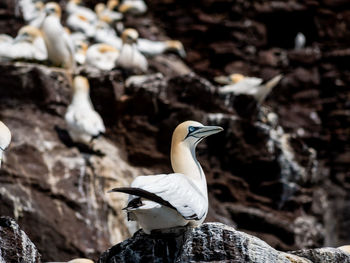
xmin=294 ymin=32 xmax=306 ymax=50
xmin=66 ymin=0 xmax=97 ymax=22
xmin=85 ymin=43 xmax=119 ymax=70
xmin=74 ymin=40 xmax=88 ymax=65
xmin=119 ymin=0 xmax=147 ymax=14
xmin=95 ymin=1 xmax=123 ymax=24
xmin=109 ymin=121 xmax=223 ymax=234
xmin=218 ymin=74 xmax=283 ymax=104
xmin=117 ymin=28 xmax=148 ymax=73
xmin=65 ymin=76 xmax=105 ymax=145
xmin=94 ymin=20 xmax=122 ymax=49
xmin=0 ymin=121 xmax=11 ymax=168
xmin=40 ymin=2 xmax=76 ymax=70
xmin=137 ymin=39 xmax=186 ymax=58
xmin=0 ymin=25 xmax=47 ymax=62
xmin=67 ymin=13 xmax=96 ymax=38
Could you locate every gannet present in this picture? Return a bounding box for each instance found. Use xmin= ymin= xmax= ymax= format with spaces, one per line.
xmin=28 ymin=2 xmax=46 ymax=28
xmin=117 ymin=28 xmax=148 ymax=73
xmin=0 ymin=121 xmax=11 ymax=168
xmin=20 ymin=0 xmax=43 ymax=22
xmin=214 ymin=73 xmax=245 ymax=85
xmin=218 ymin=74 xmax=283 ymax=104
xmin=66 ymin=0 xmax=97 ymax=22
xmin=65 ymin=76 xmax=106 ymax=145
xmin=94 ymin=20 xmax=122 ymax=49
xmin=40 ymin=2 xmax=76 ymax=70
xmin=294 ymin=32 xmax=306 ymax=50
xmin=137 ymin=39 xmax=186 ymax=58
xmin=74 ymin=40 xmax=88 ymax=65
xmin=109 ymin=121 xmax=223 ymax=234
xmin=119 ymin=0 xmax=147 ymax=14
xmin=338 ymin=245 xmax=350 ymax=254
xmin=95 ymin=1 xmax=123 ymax=24
xmin=85 ymin=43 xmax=119 ymax=70
xmin=0 ymin=25 xmax=47 ymax=62
xmin=67 ymin=13 xmax=96 ymax=38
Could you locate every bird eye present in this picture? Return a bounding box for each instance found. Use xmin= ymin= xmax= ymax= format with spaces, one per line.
xmin=188 ymin=126 xmax=196 ymax=133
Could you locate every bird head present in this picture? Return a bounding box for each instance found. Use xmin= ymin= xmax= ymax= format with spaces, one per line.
xmin=14 ymin=26 xmax=43 ymax=44
xmin=171 ymin=121 xmax=223 ymax=150
xmin=69 ymin=0 xmax=82 ymax=4
xmin=75 ymin=41 xmax=88 ymax=54
xmin=165 ymin=40 xmax=186 ymax=58
xmin=229 ymin=73 xmax=245 ymax=84
xmin=119 ymin=3 xmax=136 ymax=13
xmin=73 ymin=76 xmax=90 ymax=93
xmin=107 ymin=0 xmax=119 ymax=11
xmin=95 ymin=3 xmax=106 ymax=15
xmin=44 ymin=2 xmax=61 ymax=18
xmin=121 ymin=28 xmax=138 ymax=44
xmin=97 ymin=43 xmax=118 ymax=54
xmin=214 ymin=73 xmax=245 ymax=85
xmin=34 ymin=1 xmax=44 ymax=11
xmin=0 ymin=121 xmax=11 ymax=167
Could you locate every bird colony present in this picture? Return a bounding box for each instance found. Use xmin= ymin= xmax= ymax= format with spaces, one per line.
xmin=0 ymin=0 xmax=288 ymax=262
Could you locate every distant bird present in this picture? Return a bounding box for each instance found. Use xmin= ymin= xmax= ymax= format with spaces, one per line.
xmin=66 ymin=0 xmax=97 ymax=22
xmin=94 ymin=20 xmax=122 ymax=49
xmin=74 ymin=40 xmax=88 ymax=65
xmin=65 ymin=76 xmax=105 ymax=145
xmin=67 ymin=13 xmax=96 ymax=38
xmin=218 ymin=74 xmax=283 ymax=104
xmin=109 ymin=121 xmax=223 ymax=234
xmin=338 ymin=245 xmax=350 ymax=254
xmin=95 ymin=1 xmax=123 ymax=24
xmin=85 ymin=43 xmax=119 ymax=70
xmin=117 ymin=28 xmax=148 ymax=72
xmin=67 ymin=259 xmax=94 ymax=263
xmin=29 ymin=1 xmax=46 ymax=28
xmin=0 ymin=34 xmax=13 ymax=44
xmin=294 ymin=32 xmax=306 ymax=50
xmin=214 ymin=73 xmax=245 ymax=85
xmin=40 ymin=2 xmax=76 ymax=70
xmin=119 ymin=0 xmax=147 ymax=14
xmin=20 ymin=0 xmax=43 ymax=22
xmin=137 ymin=39 xmax=186 ymax=58
xmin=0 ymin=121 xmax=11 ymax=168
xmin=0 ymin=25 xmax=47 ymax=62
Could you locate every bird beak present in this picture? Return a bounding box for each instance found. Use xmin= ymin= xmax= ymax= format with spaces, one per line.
xmin=178 ymin=49 xmax=186 ymax=59
xmin=213 ymin=76 xmax=231 ymax=85
xmin=192 ymin=125 xmax=224 ymax=138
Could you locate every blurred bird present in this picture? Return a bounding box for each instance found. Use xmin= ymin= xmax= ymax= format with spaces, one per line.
xmin=65 ymin=76 xmax=105 ymax=145
xmin=85 ymin=43 xmax=119 ymax=70
xmin=67 ymin=13 xmax=96 ymax=38
xmin=66 ymin=0 xmax=97 ymax=22
xmin=119 ymin=0 xmax=147 ymax=14
xmin=117 ymin=28 xmax=148 ymax=72
xmin=40 ymin=2 xmax=76 ymax=70
xmin=109 ymin=121 xmax=223 ymax=234
xmin=137 ymin=39 xmax=186 ymax=58
xmin=95 ymin=1 xmax=123 ymax=24
xmin=28 ymin=1 xmax=46 ymax=28
xmin=20 ymin=0 xmax=43 ymax=22
xmin=0 ymin=121 xmax=11 ymax=168
xmin=0 ymin=25 xmax=47 ymax=62
xmin=338 ymin=246 xmax=350 ymax=254
xmin=214 ymin=73 xmax=245 ymax=85
xmin=94 ymin=20 xmax=122 ymax=49
xmin=294 ymin=32 xmax=306 ymax=50
xmin=0 ymin=34 xmax=13 ymax=44
xmin=218 ymin=74 xmax=283 ymax=104
xmin=74 ymin=40 xmax=88 ymax=65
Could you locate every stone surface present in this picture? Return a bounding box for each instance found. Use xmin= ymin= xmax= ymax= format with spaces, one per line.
xmin=98 ymin=222 xmax=350 ymax=263
xmin=0 ymin=216 xmax=41 ymax=263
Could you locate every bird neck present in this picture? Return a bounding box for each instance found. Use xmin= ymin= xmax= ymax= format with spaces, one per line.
xmin=171 ymin=141 xmax=207 ymax=196
xmin=72 ymin=91 xmax=92 ymax=107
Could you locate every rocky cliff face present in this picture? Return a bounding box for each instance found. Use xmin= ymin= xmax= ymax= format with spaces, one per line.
xmin=0 ymin=0 xmax=349 ymax=262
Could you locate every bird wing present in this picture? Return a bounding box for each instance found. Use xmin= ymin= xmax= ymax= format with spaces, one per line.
xmin=219 ymin=77 xmax=262 ymax=95
xmin=109 ymin=173 xmax=207 ymax=220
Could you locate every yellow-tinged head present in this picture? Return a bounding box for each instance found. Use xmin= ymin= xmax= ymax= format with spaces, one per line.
xmin=165 ymin=40 xmax=186 ymax=58
xmin=35 ymin=1 xmax=44 ymax=11
xmin=95 ymin=3 xmax=106 ymax=14
xmin=76 ymin=41 xmax=88 ymax=53
xmin=107 ymin=0 xmax=119 ymax=10
xmin=69 ymin=0 xmax=82 ymax=4
xmin=119 ymin=3 xmax=134 ymax=13
xmin=73 ymin=76 xmax=90 ymax=93
xmin=15 ymin=25 xmax=43 ymax=43
xmin=77 ymin=14 xmax=88 ymax=22
xmin=229 ymin=73 xmax=245 ymax=84
xmin=45 ymin=2 xmax=62 ymax=18
xmin=121 ymin=28 xmax=138 ymax=44
xmin=97 ymin=43 xmax=118 ymax=53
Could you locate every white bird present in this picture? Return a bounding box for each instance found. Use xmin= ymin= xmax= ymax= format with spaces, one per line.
xmin=0 ymin=121 xmax=11 ymax=168
xmin=19 ymin=0 xmax=42 ymax=22
xmin=65 ymin=76 xmax=106 ymax=145
xmin=0 ymin=34 xmax=13 ymax=44
xmin=66 ymin=0 xmax=97 ymax=22
xmin=218 ymin=74 xmax=283 ymax=104
xmin=67 ymin=13 xmax=96 ymax=38
xmin=294 ymin=32 xmax=306 ymax=50
xmin=338 ymin=245 xmax=350 ymax=254
xmin=117 ymin=28 xmax=148 ymax=73
xmin=40 ymin=2 xmax=76 ymax=70
xmin=94 ymin=20 xmax=122 ymax=49
xmin=28 ymin=1 xmax=46 ymax=28
xmin=74 ymin=40 xmax=88 ymax=65
xmin=85 ymin=43 xmax=119 ymax=71
xmin=109 ymin=121 xmax=223 ymax=234
xmin=95 ymin=1 xmax=123 ymax=24
xmin=0 ymin=25 xmax=47 ymax=62
xmin=67 ymin=258 xmax=94 ymax=263
xmin=119 ymin=0 xmax=147 ymax=14
xmin=137 ymin=39 xmax=186 ymax=58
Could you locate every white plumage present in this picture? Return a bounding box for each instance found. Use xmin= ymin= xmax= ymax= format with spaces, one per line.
xmin=85 ymin=43 xmax=119 ymax=71
xmin=66 ymin=0 xmax=97 ymax=22
xmin=109 ymin=121 xmax=223 ymax=234
xmin=67 ymin=13 xmax=96 ymax=38
xmin=137 ymin=39 xmax=186 ymax=58
xmin=119 ymin=0 xmax=147 ymax=14
xmin=0 ymin=121 xmax=11 ymax=168
xmin=65 ymin=76 xmax=105 ymax=144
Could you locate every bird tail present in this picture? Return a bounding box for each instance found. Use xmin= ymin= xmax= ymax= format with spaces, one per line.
xmin=265 ymin=74 xmax=283 ymax=91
